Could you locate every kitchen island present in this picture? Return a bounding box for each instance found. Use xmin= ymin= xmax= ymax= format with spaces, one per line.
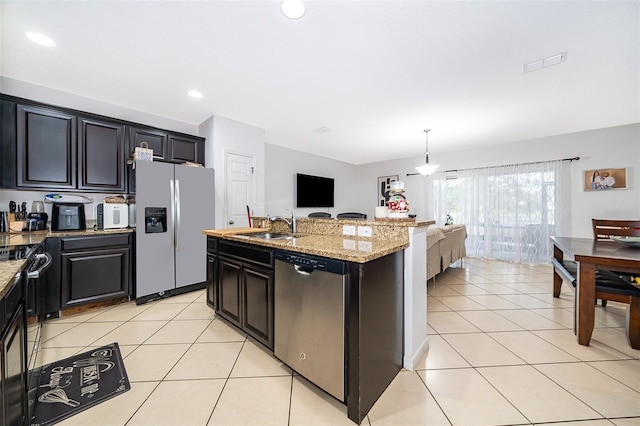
xmin=203 ymin=219 xmax=416 ymax=424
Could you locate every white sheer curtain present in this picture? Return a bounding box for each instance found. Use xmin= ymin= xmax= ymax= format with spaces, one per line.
xmin=432 ymin=159 xmax=572 ymax=264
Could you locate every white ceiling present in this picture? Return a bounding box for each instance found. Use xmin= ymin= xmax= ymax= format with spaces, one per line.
xmin=1 ymin=1 xmax=638 ymax=164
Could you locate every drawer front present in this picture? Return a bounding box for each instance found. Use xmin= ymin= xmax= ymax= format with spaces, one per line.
xmin=219 ymin=240 xmax=273 ymax=268
xmin=61 ymin=234 xmax=130 ymax=251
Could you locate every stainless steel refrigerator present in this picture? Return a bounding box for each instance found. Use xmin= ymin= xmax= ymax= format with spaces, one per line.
xmin=134 ymin=160 xmax=215 ymax=303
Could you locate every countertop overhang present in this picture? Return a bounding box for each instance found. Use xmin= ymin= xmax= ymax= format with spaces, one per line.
xmin=203 ymin=228 xmax=409 ymax=263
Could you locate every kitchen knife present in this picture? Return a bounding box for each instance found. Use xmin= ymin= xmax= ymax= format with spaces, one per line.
xmin=20 ymin=202 xmax=27 ymax=220
xmin=8 ymin=201 xmax=16 ymax=221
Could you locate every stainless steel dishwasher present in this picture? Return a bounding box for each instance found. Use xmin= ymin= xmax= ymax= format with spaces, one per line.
xmin=274 ymin=250 xmax=347 ymax=401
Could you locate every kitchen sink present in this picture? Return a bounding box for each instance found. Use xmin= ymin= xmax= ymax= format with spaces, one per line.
xmin=239 ymin=232 xmax=295 ymax=240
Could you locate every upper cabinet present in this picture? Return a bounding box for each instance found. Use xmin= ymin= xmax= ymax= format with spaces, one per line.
xmin=129 ymin=126 xmax=204 ymax=165
xmin=168 ymin=133 xmax=204 ymax=164
xmin=17 ymin=104 xmax=77 ymax=189
xmin=0 ymin=95 xmax=206 ymax=193
xmin=129 ymin=126 xmax=169 ymax=161
xmin=78 ymin=117 xmax=126 ymax=192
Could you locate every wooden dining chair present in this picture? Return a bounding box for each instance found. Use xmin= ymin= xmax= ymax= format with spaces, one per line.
xmin=591 ymin=219 xmax=640 ymax=348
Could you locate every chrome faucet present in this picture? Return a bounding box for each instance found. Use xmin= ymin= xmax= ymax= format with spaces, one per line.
xmin=269 ymin=209 xmax=297 ymax=233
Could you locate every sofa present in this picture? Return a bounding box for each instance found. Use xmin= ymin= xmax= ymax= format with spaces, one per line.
xmin=427 ymin=224 xmax=467 ymax=281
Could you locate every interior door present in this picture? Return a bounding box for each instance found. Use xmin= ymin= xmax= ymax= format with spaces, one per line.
xmin=225 ymin=152 xmax=254 ymax=228
xmin=174 ymin=164 xmax=215 ymax=288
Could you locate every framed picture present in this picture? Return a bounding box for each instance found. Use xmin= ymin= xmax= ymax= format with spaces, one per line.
xmin=583 ymin=168 xmax=627 ymax=191
xmin=378 ymin=175 xmax=399 ymax=206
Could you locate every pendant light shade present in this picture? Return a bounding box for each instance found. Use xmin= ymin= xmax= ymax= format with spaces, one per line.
xmin=415 ymin=129 xmax=439 ymax=175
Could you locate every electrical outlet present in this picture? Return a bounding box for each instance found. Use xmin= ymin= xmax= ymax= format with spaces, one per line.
xmin=357 ymin=226 xmax=372 ymax=237
xmin=358 ymin=241 xmax=372 ymax=252
xmin=343 ymin=239 xmax=356 ymax=249
xmin=343 ymin=225 xmax=356 ymax=236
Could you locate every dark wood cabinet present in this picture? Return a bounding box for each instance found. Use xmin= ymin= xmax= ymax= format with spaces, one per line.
xmin=218 ymin=258 xmax=242 ymax=326
xmin=78 ymin=117 xmax=126 ymax=192
xmin=241 ymin=264 xmax=273 ymax=346
xmin=16 ymin=104 xmax=76 ymax=189
xmin=0 ymin=276 xmax=27 ymax=426
xmin=210 ymin=238 xmax=274 ymax=349
xmin=1 ymin=94 xmax=206 ymax=193
xmin=60 ymin=235 xmax=131 ymax=309
xmin=129 ymin=126 xmax=169 ymax=161
xmin=42 ymin=234 xmax=132 ymax=314
xmin=206 ymin=254 xmax=218 ymax=310
xmin=168 ymin=133 xmax=204 ymax=164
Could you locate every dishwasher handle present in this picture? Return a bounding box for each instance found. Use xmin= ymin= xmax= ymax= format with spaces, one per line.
xmin=294 ymin=264 xmax=314 ymax=276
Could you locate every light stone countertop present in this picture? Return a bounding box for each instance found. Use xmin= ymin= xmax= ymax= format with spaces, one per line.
xmin=203 ymin=229 xmax=409 ymax=263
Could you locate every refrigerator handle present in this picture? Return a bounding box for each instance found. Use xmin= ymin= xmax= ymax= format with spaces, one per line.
xmin=175 ymin=179 xmax=181 ymax=252
xmin=170 ymin=179 xmax=175 ymax=251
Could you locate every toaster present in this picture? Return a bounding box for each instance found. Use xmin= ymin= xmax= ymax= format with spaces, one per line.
xmin=97 ymin=203 xmax=129 ymax=229
xmin=51 ymin=203 xmax=86 ymax=231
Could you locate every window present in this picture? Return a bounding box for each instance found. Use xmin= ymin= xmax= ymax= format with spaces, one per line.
xmin=432 ymin=160 xmax=571 ymax=264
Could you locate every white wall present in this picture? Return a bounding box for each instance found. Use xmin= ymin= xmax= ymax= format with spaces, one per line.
xmin=264 ymin=123 xmax=639 ymax=238
xmin=199 ymin=115 xmax=266 ymax=227
xmin=265 ymin=145 xmax=361 ymax=218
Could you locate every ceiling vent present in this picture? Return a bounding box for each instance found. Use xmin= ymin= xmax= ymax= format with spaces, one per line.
xmin=524 ymin=51 xmax=567 ymax=73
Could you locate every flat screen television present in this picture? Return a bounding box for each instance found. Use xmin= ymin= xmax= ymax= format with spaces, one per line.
xmin=296 ymin=173 xmax=334 ymax=208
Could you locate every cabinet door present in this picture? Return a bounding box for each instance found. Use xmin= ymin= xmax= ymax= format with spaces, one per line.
xmin=206 ymin=254 xmax=218 ymax=310
xmin=61 ymin=247 xmax=130 ymax=309
xmin=16 ymin=104 xmax=76 ymax=189
xmin=1 ymin=306 xmax=26 ymax=426
xmin=242 ymin=264 xmax=274 ymax=349
xmin=218 ymin=258 xmax=242 ymax=327
xmin=129 ymin=126 xmax=168 ymax=161
xmin=78 ymin=117 xmax=126 ymax=192
xmin=168 ymin=134 xmax=204 ymax=165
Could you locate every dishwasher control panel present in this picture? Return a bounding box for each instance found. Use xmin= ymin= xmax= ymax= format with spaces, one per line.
xmin=275 ymin=250 xmax=347 ymax=274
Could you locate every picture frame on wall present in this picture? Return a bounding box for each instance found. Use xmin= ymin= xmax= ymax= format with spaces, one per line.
xmin=378 ymin=175 xmax=399 ymax=206
xmin=583 ymin=167 xmax=627 ymax=191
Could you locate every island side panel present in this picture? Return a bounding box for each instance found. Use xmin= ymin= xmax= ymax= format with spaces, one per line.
xmin=346 ymin=250 xmax=404 ymax=424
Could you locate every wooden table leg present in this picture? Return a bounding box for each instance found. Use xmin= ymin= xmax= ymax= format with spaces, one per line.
xmin=576 ymin=262 xmax=596 ymax=346
xmin=552 ymin=245 xmax=563 ymax=298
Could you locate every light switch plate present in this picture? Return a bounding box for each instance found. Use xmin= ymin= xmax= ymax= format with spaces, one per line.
xmin=357 ymin=226 xmax=372 ymax=237
xmin=343 ymin=225 xmax=356 ymax=236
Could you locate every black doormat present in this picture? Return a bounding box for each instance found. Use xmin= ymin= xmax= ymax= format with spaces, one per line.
xmin=31 ymin=342 xmax=130 ymax=426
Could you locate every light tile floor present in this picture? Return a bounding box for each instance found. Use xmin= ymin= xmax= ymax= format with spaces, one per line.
xmin=37 ymin=257 xmax=639 ymax=425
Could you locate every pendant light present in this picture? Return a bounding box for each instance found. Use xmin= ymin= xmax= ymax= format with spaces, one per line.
xmin=415 ymin=129 xmax=439 ymax=175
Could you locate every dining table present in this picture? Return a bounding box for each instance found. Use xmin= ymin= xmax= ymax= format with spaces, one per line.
xmin=550 ymin=236 xmax=640 ymax=346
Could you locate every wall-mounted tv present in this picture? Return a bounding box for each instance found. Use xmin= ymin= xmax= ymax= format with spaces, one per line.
xmin=296 ymin=173 xmax=335 ymax=208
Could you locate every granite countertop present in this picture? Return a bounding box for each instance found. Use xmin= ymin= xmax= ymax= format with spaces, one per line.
xmin=203 ymin=229 xmax=409 ymax=263
xmin=0 ymin=227 xmax=135 ymax=298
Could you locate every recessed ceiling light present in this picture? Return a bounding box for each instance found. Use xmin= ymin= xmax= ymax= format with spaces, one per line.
xmin=188 ymin=90 xmax=203 ymax=99
xmin=281 ymin=0 xmax=305 ymax=19
xmin=26 ymin=32 xmax=55 ymax=47
xmin=314 ymin=126 xmax=332 ymax=134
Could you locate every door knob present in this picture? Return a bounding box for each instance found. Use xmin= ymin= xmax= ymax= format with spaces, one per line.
xmin=228 ymin=220 xmax=234 ymax=225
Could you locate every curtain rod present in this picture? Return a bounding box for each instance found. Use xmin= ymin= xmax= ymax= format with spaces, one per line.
xmin=406 ymin=156 xmax=579 ymax=177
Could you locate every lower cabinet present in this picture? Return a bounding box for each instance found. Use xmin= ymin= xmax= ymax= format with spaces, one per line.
xmin=44 ymin=233 xmax=132 ymax=314
xmin=0 ymin=276 xmax=27 ymax=426
xmin=207 ymin=238 xmax=274 ymax=349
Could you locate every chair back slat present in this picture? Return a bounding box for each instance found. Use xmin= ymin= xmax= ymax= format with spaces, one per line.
xmin=592 ymin=219 xmax=640 ymax=240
